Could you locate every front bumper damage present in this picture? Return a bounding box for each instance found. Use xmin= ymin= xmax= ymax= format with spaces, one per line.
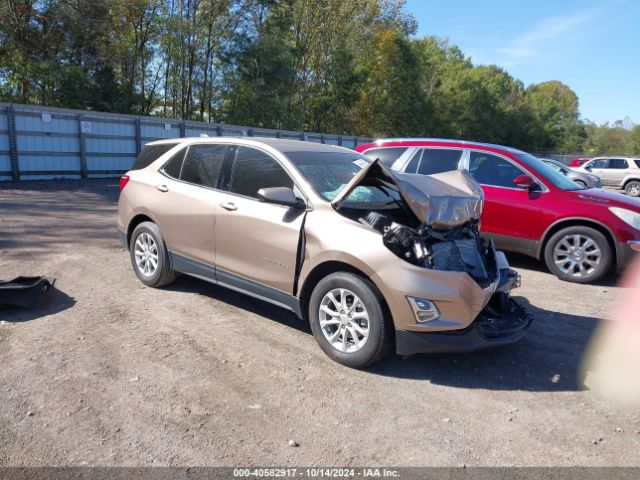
xmin=395 ymin=270 xmax=531 ymax=356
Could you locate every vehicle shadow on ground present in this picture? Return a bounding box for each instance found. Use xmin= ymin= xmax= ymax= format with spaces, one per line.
xmin=167 ymin=276 xmax=597 ymax=392
xmin=166 ymin=276 xmax=310 ymax=334
xmin=0 ymin=286 xmax=76 ymax=322
xmin=505 ymin=252 xmax=621 ymax=287
xmin=368 ymin=296 xmax=598 ymax=392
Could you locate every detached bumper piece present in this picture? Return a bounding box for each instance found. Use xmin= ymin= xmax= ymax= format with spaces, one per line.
xmin=0 ymin=277 xmax=56 ymax=308
xmin=395 ymin=297 xmax=531 ymax=356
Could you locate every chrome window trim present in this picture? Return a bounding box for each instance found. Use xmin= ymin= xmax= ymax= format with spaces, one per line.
xmin=158 ymin=142 xmax=312 ymax=209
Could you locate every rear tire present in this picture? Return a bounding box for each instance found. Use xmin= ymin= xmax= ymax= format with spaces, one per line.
xmin=129 ymin=222 xmax=177 ymax=287
xmin=624 ymin=180 xmax=640 ymax=197
xmin=544 ymin=226 xmax=612 ymax=283
xmin=308 ymin=272 xmax=391 ymax=368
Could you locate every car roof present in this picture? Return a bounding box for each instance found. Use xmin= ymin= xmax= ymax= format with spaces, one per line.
xmin=590 ymin=156 xmax=640 ymax=160
xmin=146 ymin=136 xmax=357 ymax=155
xmin=364 ymin=138 xmax=527 ymax=154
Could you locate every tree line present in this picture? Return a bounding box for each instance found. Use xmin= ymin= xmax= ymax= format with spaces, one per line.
xmin=1 ymin=0 xmax=637 ymax=155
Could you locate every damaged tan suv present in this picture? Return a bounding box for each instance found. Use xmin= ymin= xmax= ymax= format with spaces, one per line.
xmin=117 ymin=138 xmax=530 ymax=368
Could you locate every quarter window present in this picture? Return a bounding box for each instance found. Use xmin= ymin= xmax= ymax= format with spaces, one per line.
xmin=362 ymin=147 xmax=408 ymax=167
xmin=469 ymin=151 xmax=525 ymax=188
xmin=132 ymin=143 xmax=177 ymax=170
xmin=230 ymin=146 xmax=293 ymax=199
xmin=162 ymin=147 xmax=187 ymax=179
xmin=179 ymin=144 xmax=228 ymax=188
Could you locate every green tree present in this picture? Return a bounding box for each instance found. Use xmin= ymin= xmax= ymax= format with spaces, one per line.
xmin=525 ymin=80 xmax=585 ymax=152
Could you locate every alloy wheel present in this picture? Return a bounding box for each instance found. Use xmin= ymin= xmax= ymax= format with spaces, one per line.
xmin=134 ymin=232 xmax=159 ymax=277
xmin=319 ymin=288 xmax=370 ymax=353
xmin=552 ymin=234 xmax=601 ymax=279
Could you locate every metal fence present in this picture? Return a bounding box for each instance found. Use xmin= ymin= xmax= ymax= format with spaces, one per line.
xmin=0 ymin=103 xmax=373 ymax=181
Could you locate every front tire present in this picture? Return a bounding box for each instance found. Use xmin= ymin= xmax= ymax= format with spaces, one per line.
xmin=574 ymin=179 xmax=587 ymax=189
xmin=308 ymin=272 xmax=391 ymax=368
xmin=624 ymin=180 xmax=640 ymax=197
xmin=129 ymin=222 xmax=177 ymax=287
xmin=544 ymin=226 xmax=612 ymax=283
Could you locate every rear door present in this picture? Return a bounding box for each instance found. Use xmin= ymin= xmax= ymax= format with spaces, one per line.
xmin=467 ymin=150 xmax=543 ymax=256
xmin=152 ymin=143 xmax=231 ymax=265
xmin=214 ymin=145 xmax=305 ymax=294
xmin=603 ymin=158 xmax=630 ymax=187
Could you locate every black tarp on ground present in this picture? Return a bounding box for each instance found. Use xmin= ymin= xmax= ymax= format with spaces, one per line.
xmin=0 ymin=277 xmax=56 ymax=308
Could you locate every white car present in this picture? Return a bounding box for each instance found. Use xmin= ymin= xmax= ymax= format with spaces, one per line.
xmin=572 ymin=157 xmax=640 ymax=197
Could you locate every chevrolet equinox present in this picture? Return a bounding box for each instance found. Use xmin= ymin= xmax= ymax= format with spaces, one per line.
xmin=117 ymin=138 xmax=528 ymax=367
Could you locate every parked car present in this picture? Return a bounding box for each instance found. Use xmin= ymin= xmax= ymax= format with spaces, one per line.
xmin=572 ymin=157 xmax=640 ymax=197
xmin=117 ymin=138 xmax=528 ymax=367
xmin=540 ymin=158 xmax=602 ymax=189
xmin=356 ymin=139 xmax=640 ymax=283
xmin=568 ymin=157 xmax=591 ymax=168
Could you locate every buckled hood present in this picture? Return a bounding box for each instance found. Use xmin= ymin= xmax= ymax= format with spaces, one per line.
xmin=331 ymin=160 xmax=484 ymax=230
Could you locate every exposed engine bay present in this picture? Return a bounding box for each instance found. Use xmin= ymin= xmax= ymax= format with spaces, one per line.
xmin=332 ymin=160 xmax=499 ymax=287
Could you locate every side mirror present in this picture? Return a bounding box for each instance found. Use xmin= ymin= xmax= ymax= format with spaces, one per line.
xmin=513 ymin=174 xmax=537 ymax=190
xmin=257 ymin=187 xmax=305 ymax=209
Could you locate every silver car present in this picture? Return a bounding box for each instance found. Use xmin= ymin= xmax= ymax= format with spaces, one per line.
xmin=573 ymin=157 xmax=640 ymax=196
xmin=541 ymin=158 xmax=601 ymax=189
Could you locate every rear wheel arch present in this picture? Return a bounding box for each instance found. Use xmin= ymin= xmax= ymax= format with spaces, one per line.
xmin=538 ymin=218 xmax=617 ymax=264
xmin=127 ymin=214 xmax=155 ymax=248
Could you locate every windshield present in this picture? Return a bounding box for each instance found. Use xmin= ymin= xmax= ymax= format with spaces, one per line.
xmin=516 ymin=154 xmax=582 ymax=191
xmin=286 ymin=151 xmax=374 ymax=201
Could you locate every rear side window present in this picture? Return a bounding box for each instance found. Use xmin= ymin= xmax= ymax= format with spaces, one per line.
xmin=229 ymin=146 xmax=293 ymax=199
xmin=362 ymin=147 xmax=408 ymax=166
xmin=609 ymin=159 xmax=629 ymax=169
xmin=180 ymin=144 xmax=229 ymax=188
xmin=635 ymin=160 xmax=640 ymax=168
xmin=131 ymin=144 xmax=177 ymax=170
xmin=415 ymin=149 xmax=463 ymax=175
xmin=469 ymin=152 xmax=524 ymax=188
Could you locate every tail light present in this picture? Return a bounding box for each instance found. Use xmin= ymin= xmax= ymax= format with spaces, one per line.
xmin=119 ymin=175 xmax=130 ymax=191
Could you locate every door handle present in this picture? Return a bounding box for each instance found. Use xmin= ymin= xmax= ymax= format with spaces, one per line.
xmin=156 ymin=184 xmax=169 ymax=193
xmin=220 ymin=201 xmax=237 ymax=211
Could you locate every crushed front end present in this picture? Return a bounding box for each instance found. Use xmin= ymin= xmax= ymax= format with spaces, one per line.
xmin=332 ymin=160 xmax=531 ymax=355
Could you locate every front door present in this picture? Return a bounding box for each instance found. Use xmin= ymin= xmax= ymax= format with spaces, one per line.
xmin=467 ymin=151 xmax=543 ymax=256
xmin=585 ymin=158 xmax=609 ymax=185
xmin=214 ymin=145 xmax=305 ymax=294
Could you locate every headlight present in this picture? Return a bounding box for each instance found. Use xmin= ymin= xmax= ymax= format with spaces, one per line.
xmin=407 ymin=297 xmax=440 ymax=323
xmin=609 ymin=207 xmax=640 ymax=230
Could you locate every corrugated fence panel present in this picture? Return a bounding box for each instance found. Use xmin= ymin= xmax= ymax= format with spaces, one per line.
xmin=16 ymin=111 xmax=77 ymax=134
xmin=87 ymin=118 xmax=135 ymax=137
xmin=0 ymin=111 xmax=8 ymax=130
xmin=87 ymin=156 xmax=136 ymax=173
xmin=142 ymin=122 xmax=181 ymax=140
xmin=0 ymin=103 xmax=372 ymax=181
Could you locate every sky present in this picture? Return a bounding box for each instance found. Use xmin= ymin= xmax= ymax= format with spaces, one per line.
xmin=405 ymin=0 xmax=639 ymax=125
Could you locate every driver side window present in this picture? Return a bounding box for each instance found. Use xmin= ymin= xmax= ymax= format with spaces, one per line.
xmin=469 ymin=151 xmax=525 ymax=188
xmin=590 ymin=159 xmax=609 ymax=169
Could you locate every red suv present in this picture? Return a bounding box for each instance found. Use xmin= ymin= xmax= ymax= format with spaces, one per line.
xmin=355 ymin=139 xmax=640 ymax=283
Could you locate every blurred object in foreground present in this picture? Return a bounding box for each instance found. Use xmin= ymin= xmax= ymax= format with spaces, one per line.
xmin=583 ymin=257 xmax=640 ymax=404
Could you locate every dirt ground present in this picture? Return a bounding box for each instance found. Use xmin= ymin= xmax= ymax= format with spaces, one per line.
xmin=0 ymin=179 xmax=638 ymax=467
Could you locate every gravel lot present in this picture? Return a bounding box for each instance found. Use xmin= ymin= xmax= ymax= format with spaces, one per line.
xmin=0 ymin=179 xmax=638 ymax=467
